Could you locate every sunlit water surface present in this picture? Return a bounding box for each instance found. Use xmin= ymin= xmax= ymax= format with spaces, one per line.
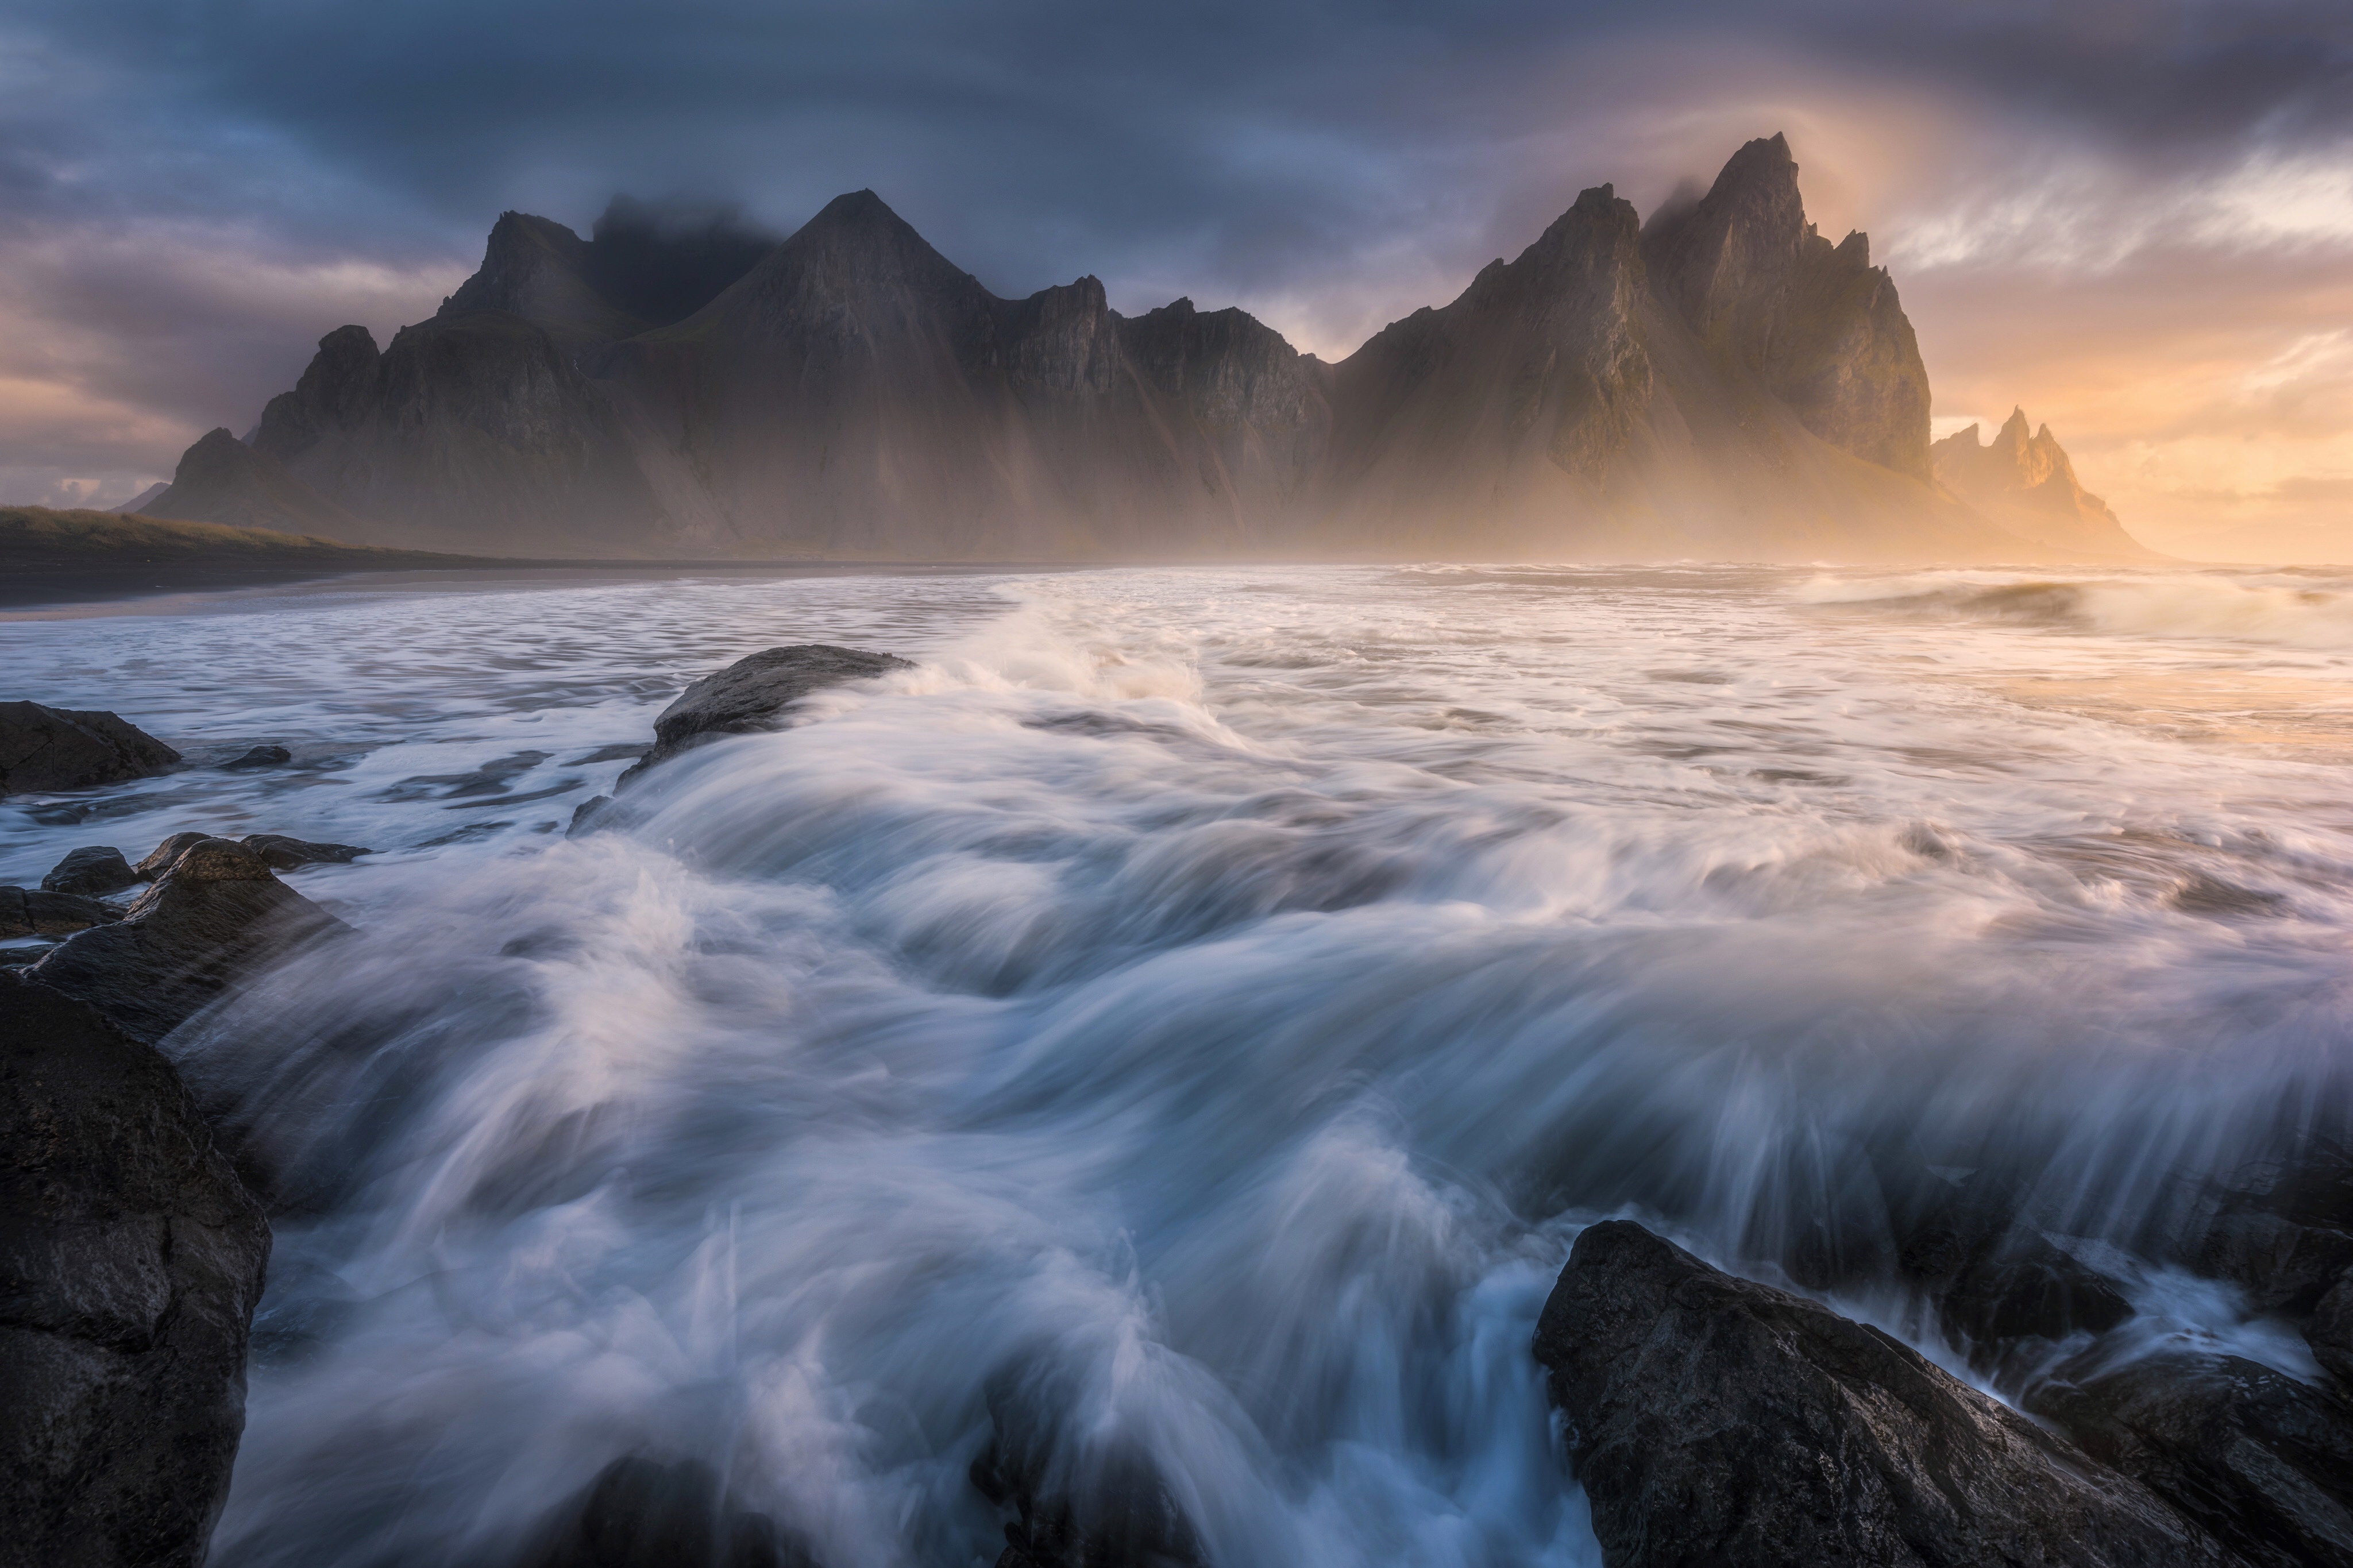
xmin=6 ymin=562 xmax=2353 ymax=1567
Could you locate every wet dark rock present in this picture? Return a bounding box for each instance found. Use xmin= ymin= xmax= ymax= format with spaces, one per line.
xmin=568 ymin=795 xmax=615 ymax=837
xmin=570 ymin=743 xmax=651 ymax=766
xmin=618 ymin=646 xmax=913 ymax=788
xmin=224 ymin=744 xmax=293 ymax=770
xmin=1935 ymin=1232 xmax=2135 ymax=1372
xmin=969 ymin=1427 xmax=1203 ymax=1568
xmin=0 ymin=974 xmax=271 ymax=1568
xmin=381 ymin=749 xmax=551 ymax=801
xmin=1532 ymin=1220 xmax=2222 ymax=1568
xmin=2196 ymin=1211 xmax=2353 ymax=1317
xmin=0 ymin=700 xmax=180 ymax=795
xmin=40 ymin=844 xmax=141 ymax=895
xmin=2311 ymin=1271 xmax=2353 ymax=1387
xmin=24 ymin=835 xmax=351 ymax=1044
xmin=2193 ymin=1141 xmax=2353 ymax=1316
xmin=133 ymin=831 xmax=221 ymax=879
xmin=237 ymin=833 xmax=372 ymax=871
xmin=2028 ymin=1347 xmax=2353 ymax=1568
xmin=523 ymin=1454 xmax=805 ymax=1568
xmin=1 ymin=885 xmax=122 ymax=939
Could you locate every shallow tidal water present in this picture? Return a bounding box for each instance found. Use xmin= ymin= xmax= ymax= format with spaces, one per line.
xmin=6 ymin=561 xmax=2353 ymax=1567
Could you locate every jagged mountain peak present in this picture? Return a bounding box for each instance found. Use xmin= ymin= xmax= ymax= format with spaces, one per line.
xmin=793 ymin=188 xmax=917 ymax=244
xmin=438 ymin=199 xmax=772 ymax=342
xmin=1932 ymin=408 xmax=2154 ymax=559
xmin=199 ymin=133 xmax=2085 ymax=563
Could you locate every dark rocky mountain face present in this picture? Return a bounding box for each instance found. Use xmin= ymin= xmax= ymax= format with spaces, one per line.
xmin=145 ymin=426 xmax=366 ymax=536
xmin=1641 ymin=133 xmax=1931 ymax=481
xmin=179 ymin=137 xmax=2107 ymax=561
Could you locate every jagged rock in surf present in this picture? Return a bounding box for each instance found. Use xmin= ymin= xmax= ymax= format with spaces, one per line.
xmin=1783 ymin=1149 xmax=2134 ymax=1377
xmin=24 ymin=835 xmax=351 ymax=1044
xmin=2312 ymin=1272 xmax=2353 ymax=1387
xmin=1532 ymin=1220 xmax=2222 ymax=1567
xmin=2027 ymin=1348 xmax=2353 ymax=1568
xmin=236 ymin=833 xmax=372 ymax=871
xmin=2190 ymin=1140 xmax=2353 ymax=1317
xmin=566 ymin=794 xmax=615 ymax=837
xmin=0 ymin=700 xmax=180 ymax=795
xmin=40 ymin=844 xmax=140 ymax=896
xmin=133 ymin=831 xmax=221 ymax=879
xmin=0 ymin=972 xmax=271 ymax=1568
xmin=1931 ymin=410 xmax=2154 ymax=561
xmin=0 ymin=885 xmax=121 ymax=940
xmin=522 ymin=1454 xmax=807 ymax=1568
xmin=616 ymin=644 xmax=914 ymax=787
xmin=142 ymin=427 xmax=365 ymax=538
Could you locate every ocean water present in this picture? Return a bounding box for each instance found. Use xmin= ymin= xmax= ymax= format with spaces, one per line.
xmin=6 ymin=562 xmax=2352 ymax=1567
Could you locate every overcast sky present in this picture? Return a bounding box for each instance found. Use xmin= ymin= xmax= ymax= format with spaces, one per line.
xmin=4 ymin=0 xmax=2348 ymax=558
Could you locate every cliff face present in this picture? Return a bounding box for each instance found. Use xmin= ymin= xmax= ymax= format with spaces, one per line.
xmin=1643 ymin=134 xmax=1932 ymax=481
xmin=603 ymin=191 xmax=1332 ymax=556
xmin=144 ymin=428 xmax=364 ymax=536
xmin=180 ymin=136 xmax=2073 ymax=562
xmin=1932 ymin=410 xmax=2155 ymax=560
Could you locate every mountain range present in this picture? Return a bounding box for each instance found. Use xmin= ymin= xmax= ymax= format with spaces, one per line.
xmin=141 ymin=136 xmax=2154 ymax=563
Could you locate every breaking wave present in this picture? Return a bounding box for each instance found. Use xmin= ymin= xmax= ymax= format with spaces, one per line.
xmin=3 ymin=563 xmax=2350 ymax=1567
xmin=1795 ymin=569 xmax=2353 ymax=650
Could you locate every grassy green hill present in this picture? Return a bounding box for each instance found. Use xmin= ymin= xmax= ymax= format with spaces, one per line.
xmin=0 ymin=507 xmax=509 ymax=607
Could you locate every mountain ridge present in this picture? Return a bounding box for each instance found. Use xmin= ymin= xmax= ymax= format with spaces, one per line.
xmin=150 ymin=136 xmax=2143 ymax=563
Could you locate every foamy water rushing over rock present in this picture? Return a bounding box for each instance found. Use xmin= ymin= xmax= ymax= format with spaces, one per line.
xmin=5 ymin=562 xmax=2351 ymax=1567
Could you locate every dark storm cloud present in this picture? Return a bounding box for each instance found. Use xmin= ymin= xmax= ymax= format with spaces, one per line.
xmin=3 ymin=0 xmax=2349 ymax=545
xmin=13 ymin=0 xmax=2348 ymax=281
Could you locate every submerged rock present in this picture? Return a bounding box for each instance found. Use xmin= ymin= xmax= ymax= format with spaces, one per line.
xmin=39 ymin=844 xmax=141 ymax=896
xmin=223 ymin=744 xmax=293 ymax=769
xmin=617 ymin=645 xmax=913 ymax=788
xmin=969 ymin=1426 xmax=1203 ymax=1568
xmin=963 ymin=1362 xmax=1204 ymax=1568
xmin=0 ymin=974 xmax=271 ymax=1567
xmin=25 ymin=835 xmax=350 ymax=1044
xmin=2028 ymin=1348 xmax=2353 ymax=1568
xmin=0 ymin=701 xmax=180 ymax=795
xmin=2192 ymin=1143 xmax=2353 ymax=1317
xmin=237 ymin=833 xmax=371 ymax=871
xmin=566 ymin=795 xmax=615 ymax=837
xmin=2312 ymin=1272 xmax=2353 ymax=1387
xmin=523 ymin=1454 xmax=805 ymax=1568
xmin=0 ymin=885 xmax=121 ymax=940
xmin=1532 ymin=1220 xmax=2220 ymax=1567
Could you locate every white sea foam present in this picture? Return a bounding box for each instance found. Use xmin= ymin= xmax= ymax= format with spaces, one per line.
xmin=3 ymin=563 xmax=2348 ymax=1567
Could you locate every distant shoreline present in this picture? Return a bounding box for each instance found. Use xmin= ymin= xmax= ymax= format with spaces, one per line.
xmin=0 ymin=556 xmax=1109 ymax=611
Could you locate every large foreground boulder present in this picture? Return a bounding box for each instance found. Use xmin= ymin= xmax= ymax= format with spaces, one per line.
xmin=2028 ymin=1349 xmax=2353 ymax=1568
xmin=1532 ymin=1221 xmax=2220 ymax=1567
xmin=0 ymin=974 xmax=271 ymax=1567
xmin=615 ymin=646 xmax=912 ymax=788
xmin=24 ymin=836 xmax=349 ymax=1044
xmin=0 ymin=701 xmax=179 ymax=795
